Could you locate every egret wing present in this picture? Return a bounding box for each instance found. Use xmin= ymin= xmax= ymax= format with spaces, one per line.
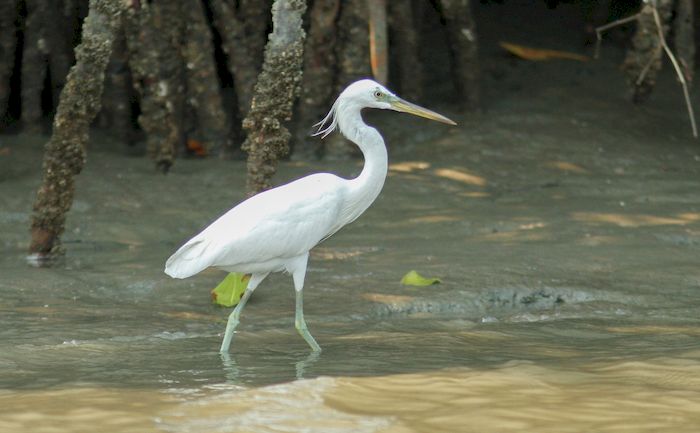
xmin=165 ymin=174 xmax=347 ymax=278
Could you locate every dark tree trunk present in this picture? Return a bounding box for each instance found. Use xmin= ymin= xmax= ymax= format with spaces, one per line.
xmin=440 ymin=0 xmax=479 ymax=110
xmin=580 ymin=0 xmax=611 ymax=44
xmin=124 ymin=0 xmax=186 ymax=172
xmin=368 ymin=0 xmax=388 ymax=85
xmin=99 ymin=26 xmax=133 ymax=143
xmin=239 ymin=0 xmax=272 ymax=73
xmin=334 ymin=0 xmax=370 ymax=89
xmin=181 ymin=0 xmax=229 ymax=154
xmin=674 ymin=0 xmax=694 ymax=86
xmin=21 ymin=0 xmax=50 ymax=133
xmin=389 ymin=0 xmax=423 ymax=101
xmin=29 ymin=0 xmax=124 ymax=260
xmin=46 ymin=0 xmax=74 ymax=108
xmin=0 ymin=0 xmax=18 ymax=121
xmin=325 ymin=0 xmax=369 ymax=159
xmin=621 ymin=0 xmax=673 ymax=103
xmin=242 ymin=0 xmax=307 ymax=195
xmin=63 ymin=0 xmax=89 ymax=47
xmin=293 ymin=0 xmax=340 ymax=159
xmin=209 ymin=0 xmax=259 ymax=117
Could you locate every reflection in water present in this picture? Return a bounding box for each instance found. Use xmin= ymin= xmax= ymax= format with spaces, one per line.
xmin=219 ymin=349 xmax=321 ymax=383
xmin=219 ymin=352 xmax=239 ymax=383
xmin=295 ymin=351 xmax=321 ymax=380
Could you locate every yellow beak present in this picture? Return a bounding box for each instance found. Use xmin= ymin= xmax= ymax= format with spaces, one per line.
xmin=390 ymin=97 xmax=457 ymax=125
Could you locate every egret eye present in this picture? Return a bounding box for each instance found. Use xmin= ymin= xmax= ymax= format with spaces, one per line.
xmin=373 ymin=90 xmax=383 ymax=99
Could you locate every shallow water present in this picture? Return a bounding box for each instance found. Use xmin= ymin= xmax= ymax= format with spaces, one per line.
xmin=3 ymin=3 xmax=700 ymax=432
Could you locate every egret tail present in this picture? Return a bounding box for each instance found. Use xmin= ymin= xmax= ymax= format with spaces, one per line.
xmin=165 ymin=238 xmax=210 ymax=278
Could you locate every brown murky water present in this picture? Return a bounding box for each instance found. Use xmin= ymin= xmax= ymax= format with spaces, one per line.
xmin=2 ymin=2 xmax=700 ymax=432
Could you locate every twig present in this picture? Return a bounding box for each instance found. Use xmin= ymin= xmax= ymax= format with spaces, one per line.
xmin=649 ymin=6 xmax=697 ymax=137
xmin=595 ymin=1 xmax=698 ymax=138
xmin=635 ymin=45 xmax=662 ymax=86
xmin=594 ymin=13 xmax=640 ymax=59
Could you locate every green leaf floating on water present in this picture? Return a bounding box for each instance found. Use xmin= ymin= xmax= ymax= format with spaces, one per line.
xmin=211 ymin=272 xmax=250 ymax=307
xmin=400 ymin=270 xmax=441 ymax=286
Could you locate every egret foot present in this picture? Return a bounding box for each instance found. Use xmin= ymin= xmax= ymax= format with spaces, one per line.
xmin=295 ymin=289 xmax=321 ymax=352
xmin=296 ymin=318 xmax=321 ymax=352
xmin=220 ymin=288 xmax=254 ymax=353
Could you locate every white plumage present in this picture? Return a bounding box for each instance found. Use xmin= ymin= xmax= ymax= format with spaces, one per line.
xmin=165 ymin=79 xmax=455 ymax=353
xmin=165 ymin=173 xmax=347 ymax=278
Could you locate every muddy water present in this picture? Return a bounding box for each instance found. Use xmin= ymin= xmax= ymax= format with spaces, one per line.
xmin=3 ymin=106 xmax=700 ymax=432
xmin=3 ymin=6 xmax=700 ymax=433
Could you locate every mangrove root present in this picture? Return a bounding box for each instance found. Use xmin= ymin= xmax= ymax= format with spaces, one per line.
xmin=29 ymin=0 xmax=125 ymax=261
xmin=242 ymin=0 xmax=307 ymax=195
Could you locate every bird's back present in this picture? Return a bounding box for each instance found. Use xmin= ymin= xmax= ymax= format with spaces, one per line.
xmin=165 ymin=173 xmax=349 ymax=278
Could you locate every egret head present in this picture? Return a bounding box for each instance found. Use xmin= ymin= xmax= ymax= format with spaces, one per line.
xmin=314 ymin=79 xmax=456 ymax=138
xmin=338 ymin=79 xmax=396 ymax=110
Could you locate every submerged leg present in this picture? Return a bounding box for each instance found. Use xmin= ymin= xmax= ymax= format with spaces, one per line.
xmin=291 ymin=255 xmax=321 ymax=352
xmin=219 ymin=289 xmax=253 ymax=353
xmin=295 ymin=289 xmax=321 ymax=352
xmin=220 ymin=272 xmax=267 ymax=353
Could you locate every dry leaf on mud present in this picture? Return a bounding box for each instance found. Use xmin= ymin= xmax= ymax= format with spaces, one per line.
xmin=500 ymin=42 xmax=589 ymax=62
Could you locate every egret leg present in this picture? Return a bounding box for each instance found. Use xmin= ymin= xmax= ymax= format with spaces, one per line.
xmin=295 ymin=289 xmax=321 ymax=352
xmin=290 ymin=256 xmax=321 ymax=352
xmin=220 ymin=272 xmax=267 ymax=353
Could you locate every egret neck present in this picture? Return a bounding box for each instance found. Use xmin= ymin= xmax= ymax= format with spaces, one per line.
xmin=338 ymin=107 xmax=388 ymax=224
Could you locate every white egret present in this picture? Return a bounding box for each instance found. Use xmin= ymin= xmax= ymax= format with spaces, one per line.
xmin=165 ymin=79 xmax=456 ymax=353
